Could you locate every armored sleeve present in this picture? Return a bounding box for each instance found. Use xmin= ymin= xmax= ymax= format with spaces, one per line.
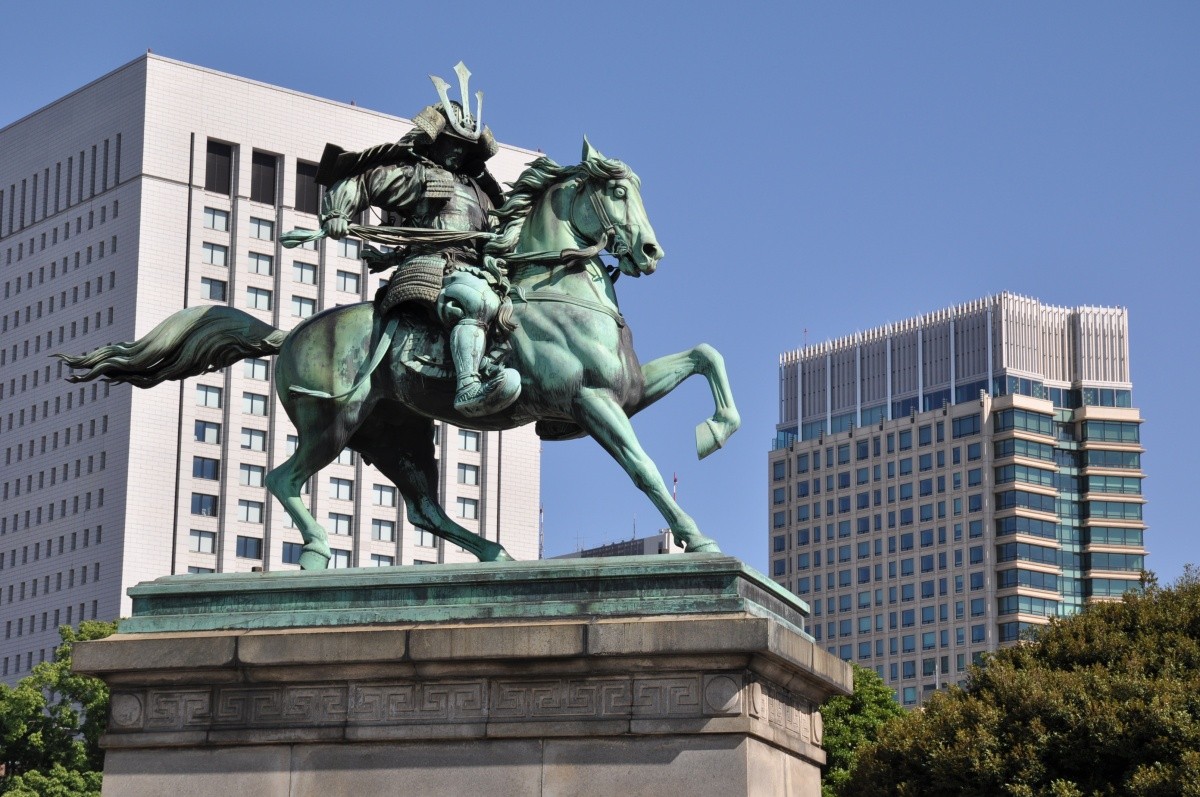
xmin=320 ymin=163 xmax=425 ymax=224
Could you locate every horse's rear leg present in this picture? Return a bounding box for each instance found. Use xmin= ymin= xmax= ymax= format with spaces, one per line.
xmin=266 ymin=399 xmax=365 ymax=570
xmin=634 ymin=344 xmax=740 ymax=460
xmin=352 ymin=414 xmax=514 ymax=563
xmin=573 ymin=388 xmax=721 ymax=554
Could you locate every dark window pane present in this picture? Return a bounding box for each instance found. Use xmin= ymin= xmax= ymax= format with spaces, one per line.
xmin=251 ymin=151 xmax=277 ymax=205
xmin=205 ymin=141 xmax=232 ymax=195
xmin=295 ymin=160 xmax=320 ymax=215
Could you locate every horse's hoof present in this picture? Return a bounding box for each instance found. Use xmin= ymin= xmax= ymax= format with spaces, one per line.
xmin=687 ymin=539 xmax=722 ymax=554
xmin=298 ymin=550 xmax=331 ymax=570
xmin=696 ymin=419 xmax=722 ymax=460
xmin=479 ymin=544 xmax=516 ymax=562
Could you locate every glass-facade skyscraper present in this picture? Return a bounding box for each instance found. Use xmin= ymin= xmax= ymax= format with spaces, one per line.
xmin=767 ymin=293 xmax=1145 ymax=705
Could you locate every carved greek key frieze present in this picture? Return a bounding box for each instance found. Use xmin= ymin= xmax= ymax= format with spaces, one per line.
xmin=144 ymin=690 xmax=211 ymax=730
xmin=115 ymin=671 xmax=762 ymax=735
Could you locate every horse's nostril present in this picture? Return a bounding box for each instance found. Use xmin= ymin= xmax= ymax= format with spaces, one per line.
xmin=642 ymin=242 xmax=662 ymax=259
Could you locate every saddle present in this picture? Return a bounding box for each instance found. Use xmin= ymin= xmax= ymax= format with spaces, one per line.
xmin=390 ymin=309 xmax=584 ymax=441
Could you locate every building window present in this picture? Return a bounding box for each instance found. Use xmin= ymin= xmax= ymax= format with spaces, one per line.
xmin=458 ymin=429 xmax=480 ymax=452
xmin=196 ymin=384 xmax=223 ymax=408
xmin=295 ymin=161 xmax=321 ymax=215
xmin=189 ymin=529 xmax=216 ymax=553
xmin=243 ymin=392 xmax=269 ymax=416
xmin=336 ymin=270 xmax=360 ymax=293
xmin=291 ymin=295 xmax=316 ymax=318
xmin=245 ymin=358 xmax=270 ymax=380
xmin=456 ymin=497 xmax=478 ymax=520
xmin=249 ymin=217 xmax=275 ymax=241
xmin=203 ymin=207 xmax=229 ymax=231
xmin=200 ymin=277 xmax=227 ymax=301
xmin=336 ymin=448 xmax=356 ymax=465
xmin=329 ymin=477 xmax=354 ymax=501
xmin=369 ymin=554 xmax=394 ymax=567
xmin=329 ymin=513 xmax=353 ymax=536
xmin=457 ymin=463 xmax=479 ymax=485
xmin=194 ymin=420 xmax=221 ymax=444
xmin=415 ymin=529 xmax=436 ymax=547
xmin=190 ymin=493 xmax=218 ymax=517
xmin=293 ymin=262 xmax=317 ymax=284
xmin=205 ymin=141 xmax=233 ymax=195
xmin=248 ymin=252 xmax=274 ymax=276
xmin=250 ymin=151 xmax=277 ymax=205
xmin=238 ymin=500 xmax=264 ymax=524
xmin=192 ymin=456 xmax=220 ymax=480
xmin=371 ymin=519 xmax=396 ymax=542
xmin=236 ymin=536 xmax=263 ymax=559
xmin=372 ymin=484 xmax=397 ymax=507
xmin=239 ymin=463 xmax=265 ymax=487
xmin=337 ymin=237 xmax=360 ymax=260
xmin=330 ymin=549 xmax=351 ymax=569
xmin=245 ymin=287 xmax=272 ymax=311
xmin=202 ymin=242 xmax=228 ymax=266
xmin=282 ymin=542 xmax=303 ymax=565
xmin=241 ymin=428 xmax=267 ymax=451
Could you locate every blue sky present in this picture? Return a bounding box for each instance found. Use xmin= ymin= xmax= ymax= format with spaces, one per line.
xmin=3 ymin=2 xmax=1196 ymax=581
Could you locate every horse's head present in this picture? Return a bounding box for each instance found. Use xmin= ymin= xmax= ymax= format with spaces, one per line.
xmin=567 ymin=138 xmax=663 ymax=277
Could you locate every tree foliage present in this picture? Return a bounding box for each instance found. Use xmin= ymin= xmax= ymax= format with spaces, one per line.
xmin=821 ymin=663 xmax=906 ymax=796
xmin=848 ymin=568 xmax=1200 ymax=797
xmin=0 ymin=621 xmax=116 ymax=795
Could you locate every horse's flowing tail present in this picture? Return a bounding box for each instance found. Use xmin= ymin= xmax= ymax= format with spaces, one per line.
xmin=56 ymin=305 xmax=287 ymax=387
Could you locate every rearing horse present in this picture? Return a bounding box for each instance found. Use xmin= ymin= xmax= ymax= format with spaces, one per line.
xmin=58 ymin=140 xmax=740 ymax=569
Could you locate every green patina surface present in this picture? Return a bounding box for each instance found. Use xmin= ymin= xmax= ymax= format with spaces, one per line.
xmin=122 ymin=554 xmax=810 ymax=638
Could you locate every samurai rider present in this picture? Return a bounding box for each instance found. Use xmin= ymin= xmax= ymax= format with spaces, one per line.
xmin=316 ymin=63 xmax=520 ymax=418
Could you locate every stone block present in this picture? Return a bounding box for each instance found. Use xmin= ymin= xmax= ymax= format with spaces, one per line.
xmin=100 ymin=746 xmax=291 ymax=797
xmin=238 ymin=626 xmax=409 ymax=667
xmin=588 ymin=616 xmax=770 ymax=657
xmin=74 ymin=631 xmax=237 ymax=673
xmin=409 ymin=621 xmax=586 ymax=661
xmin=541 ymin=735 xmax=749 ymax=797
xmin=290 ymin=740 xmax=545 ymax=796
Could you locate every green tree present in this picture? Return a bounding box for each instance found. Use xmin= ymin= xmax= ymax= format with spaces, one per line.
xmin=848 ymin=569 xmax=1200 ymax=797
xmin=821 ymin=663 xmax=906 ymax=796
xmin=0 ymin=621 xmax=116 ymax=795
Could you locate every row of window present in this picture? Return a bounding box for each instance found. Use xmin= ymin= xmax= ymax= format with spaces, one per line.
xmin=189 ymin=492 xmax=481 ymax=524
xmin=2 ymin=451 xmax=107 ymax=501
xmin=204 ymin=140 xmax=319 ymax=214
xmin=200 ymin=239 xmax=362 ymax=283
xmin=1 ymin=488 xmax=105 ymax=535
xmin=2 ymin=607 xmax=103 ymax=676
xmin=1 ymin=527 xmax=101 ymax=572
xmin=3 ymin=562 xmax=100 ymax=607
xmin=2 ymin=137 xmax=121 ymax=240
xmin=3 ymin=262 xmax=117 ymax=340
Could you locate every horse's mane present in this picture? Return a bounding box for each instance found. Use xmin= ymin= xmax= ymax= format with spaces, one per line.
xmin=485 ymin=154 xmax=632 ymax=258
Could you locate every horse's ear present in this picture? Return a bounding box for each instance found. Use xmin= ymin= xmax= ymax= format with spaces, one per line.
xmin=582 ymin=136 xmax=605 ymax=163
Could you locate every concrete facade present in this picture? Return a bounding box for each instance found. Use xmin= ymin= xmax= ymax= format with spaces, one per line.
xmin=0 ymin=55 xmax=542 ymax=684
xmin=768 ymin=293 xmax=1146 ymax=705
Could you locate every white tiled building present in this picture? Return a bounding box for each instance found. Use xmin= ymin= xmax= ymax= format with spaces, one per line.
xmin=0 ymin=54 xmax=543 ymax=683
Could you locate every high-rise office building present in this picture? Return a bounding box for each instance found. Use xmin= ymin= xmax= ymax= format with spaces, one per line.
xmin=768 ymin=293 xmax=1145 ymax=705
xmin=0 ymin=54 xmax=542 ymax=683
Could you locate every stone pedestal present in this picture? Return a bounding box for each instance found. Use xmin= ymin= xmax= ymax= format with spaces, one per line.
xmin=75 ymin=555 xmax=851 ymax=796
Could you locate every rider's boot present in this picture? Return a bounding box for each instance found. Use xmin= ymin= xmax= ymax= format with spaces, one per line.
xmin=451 ymin=320 xmax=520 ymax=417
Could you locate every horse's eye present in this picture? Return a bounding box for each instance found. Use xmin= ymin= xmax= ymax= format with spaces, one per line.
xmin=612 ymin=186 xmax=627 ymax=199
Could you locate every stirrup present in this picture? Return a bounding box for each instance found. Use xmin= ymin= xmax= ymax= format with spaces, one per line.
xmin=454 ymin=370 xmax=521 ymax=418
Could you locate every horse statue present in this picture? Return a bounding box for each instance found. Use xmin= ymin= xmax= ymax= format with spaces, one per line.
xmin=57 ymin=141 xmax=741 ymax=570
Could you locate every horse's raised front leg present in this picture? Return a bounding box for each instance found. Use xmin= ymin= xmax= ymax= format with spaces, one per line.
xmin=352 ymin=413 xmax=514 ymax=563
xmin=573 ymin=388 xmax=721 ymax=553
xmin=634 ymin=343 xmax=740 ymax=460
